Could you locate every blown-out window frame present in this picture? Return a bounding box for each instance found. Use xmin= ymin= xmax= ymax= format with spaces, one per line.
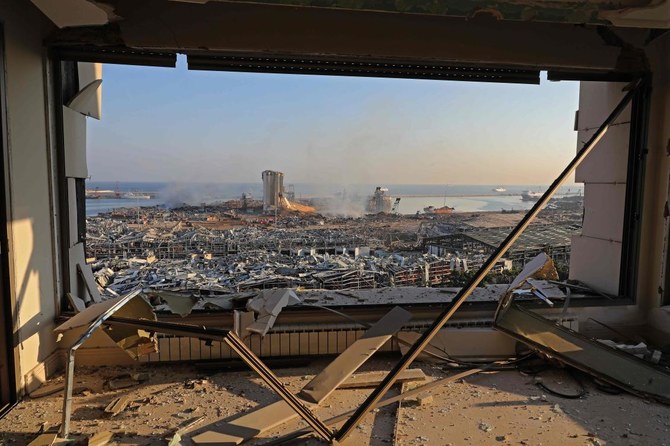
xmin=49 ymin=47 xmax=650 ymax=312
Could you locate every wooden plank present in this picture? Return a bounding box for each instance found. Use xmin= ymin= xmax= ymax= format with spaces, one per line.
xmin=307 ymin=332 xmax=319 ymax=355
xmin=168 ymin=337 xmax=181 ymax=362
xmin=192 ymin=307 xmax=412 ymax=446
xmin=29 ymin=383 xmax=64 ymax=399
xmin=339 ymin=369 xmax=426 ymax=389
xmin=298 ymin=332 xmax=308 ymax=356
xmin=280 ymin=333 xmax=290 ymax=357
xmin=299 ymin=306 xmax=412 ymax=404
xmin=327 ymin=331 xmax=337 ymax=354
xmin=336 ymin=330 xmax=348 ymax=353
xmin=192 ymin=400 xmax=307 ymax=446
xmin=88 ymin=431 xmax=113 ymax=446
xmin=317 ymin=332 xmax=328 ymax=355
xmin=27 ymin=434 xmax=57 ymax=446
xmin=29 ymin=382 xmax=88 ymax=399
xmin=104 ymin=395 xmax=131 ymax=416
xmin=288 ymin=332 xmax=300 ymax=356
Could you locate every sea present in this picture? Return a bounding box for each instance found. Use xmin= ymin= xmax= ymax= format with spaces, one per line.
xmin=85 ymin=181 xmax=584 ymax=217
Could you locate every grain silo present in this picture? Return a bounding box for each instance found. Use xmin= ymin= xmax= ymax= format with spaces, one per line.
xmin=262 ymin=170 xmax=284 ymax=211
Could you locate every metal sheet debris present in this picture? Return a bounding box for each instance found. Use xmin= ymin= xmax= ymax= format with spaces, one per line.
xmin=56 ymin=293 xmax=158 ymax=360
xmin=192 ymin=306 xmax=411 ymax=445
xmin=57 ymin=290 xmax=155 ymax=437
xmin=245 ymin=289 xmax=300 ymax=336
xmin=494 ymin=296 xmax=670 ymax=404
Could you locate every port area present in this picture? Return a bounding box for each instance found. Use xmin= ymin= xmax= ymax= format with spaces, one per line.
xmin=85 ymin=194 xmax=581 ymax=301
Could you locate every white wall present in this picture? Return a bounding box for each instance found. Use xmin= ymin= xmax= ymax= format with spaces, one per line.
xmin=571 ymin=35 xmax=670 ymax=339
xmin=0 ymin=1 xmax=60 ymax=393
xmin=570 ymin=81 xmax=630 ymax=296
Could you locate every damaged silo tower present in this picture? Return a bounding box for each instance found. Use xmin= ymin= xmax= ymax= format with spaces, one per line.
xmin=262 ymin=170 xmax=284 ymax=211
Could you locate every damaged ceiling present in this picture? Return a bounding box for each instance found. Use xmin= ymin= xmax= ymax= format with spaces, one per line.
xmin=32 ymin=0 xmax=670 ymax=28
xmin=40 ymin=0 xmax=656 ymax=75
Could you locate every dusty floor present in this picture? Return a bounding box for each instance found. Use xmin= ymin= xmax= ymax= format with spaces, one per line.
xmin=1 ymin=356 xmax=668 ymax=446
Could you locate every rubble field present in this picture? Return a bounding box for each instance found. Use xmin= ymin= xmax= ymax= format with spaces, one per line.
xmin=83 ymin=199 xmax=583 ymax=308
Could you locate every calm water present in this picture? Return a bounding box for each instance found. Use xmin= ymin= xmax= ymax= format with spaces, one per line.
xmin=86 ymin=181 xmax=582 ymax=216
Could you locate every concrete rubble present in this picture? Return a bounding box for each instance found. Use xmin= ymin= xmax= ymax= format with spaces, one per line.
xmin=84 ymin=209 xmax=461 ymax=308
xmin=89 ymin=250 xmax=454 ymax=298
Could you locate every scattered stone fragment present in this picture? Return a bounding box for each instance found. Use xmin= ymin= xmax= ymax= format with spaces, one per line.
xmin=416 ymin=392 xmax=433 ymax=406
xmin=479 ymin=421 xmax=493 ymax=432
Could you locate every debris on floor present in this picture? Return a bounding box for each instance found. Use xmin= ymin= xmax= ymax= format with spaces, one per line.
xmin=191 ymin=306 xmax=412 ymax=445
xmin=6 ymin=357 xmax=667 ymax=446
xmin=495 ymin=253 xmax=670 ymax=404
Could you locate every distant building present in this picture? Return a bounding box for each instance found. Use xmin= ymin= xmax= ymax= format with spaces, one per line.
xmin=366 ymin=187 xmax=393 ymax=213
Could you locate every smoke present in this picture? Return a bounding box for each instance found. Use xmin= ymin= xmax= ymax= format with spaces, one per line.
xmin=160 ymin=183 xmax=218 ymax=208
xmin=316 ymin=192 xmax=367 ymax=218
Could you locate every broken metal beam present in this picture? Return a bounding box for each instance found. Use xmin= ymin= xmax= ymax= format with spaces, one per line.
xmin=494 ymin=302 xmax=670 ymax=404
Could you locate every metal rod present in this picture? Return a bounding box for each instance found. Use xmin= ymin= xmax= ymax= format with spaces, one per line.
xmin=105 ymin=316 xmax=334 ymax=442
xmin=60 ymin=289 xmax=142 ymax=437
xmin=334 ymin=81 xmax=640 ymax=442
xmin=223 ymin=332 xmax=334 ymax=442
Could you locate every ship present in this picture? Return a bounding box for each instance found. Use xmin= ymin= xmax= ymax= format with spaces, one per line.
xmin=493 ymin=186 xmax=506 ymax=192
xmin=521 ymin=190 xmax=542 ymax=201
xmin=122 ymin=192 xmax=152 ymax=200
xmin=423 ymin=205 xmax=454 ymax=214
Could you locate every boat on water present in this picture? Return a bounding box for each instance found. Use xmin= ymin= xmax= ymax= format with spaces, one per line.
xmin=521 ymin=190 xmax=543 ymax=201
xmin=493 ymin=186 xmax=507 ymax=192
xmin=122 ymin=192 xmax=152 ymax=200
xmin=424 ymin=205 xmax=454 ymax=214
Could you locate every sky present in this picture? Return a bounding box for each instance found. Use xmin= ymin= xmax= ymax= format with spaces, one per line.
xmin=88 ymin=55 xmax=580 ymax=185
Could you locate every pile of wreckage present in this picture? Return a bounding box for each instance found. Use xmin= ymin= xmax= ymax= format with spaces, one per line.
xmin=90 ymin=250 xmax=455 ymax=300
xmin=86 ymin=216 xmax=384 ymax=260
